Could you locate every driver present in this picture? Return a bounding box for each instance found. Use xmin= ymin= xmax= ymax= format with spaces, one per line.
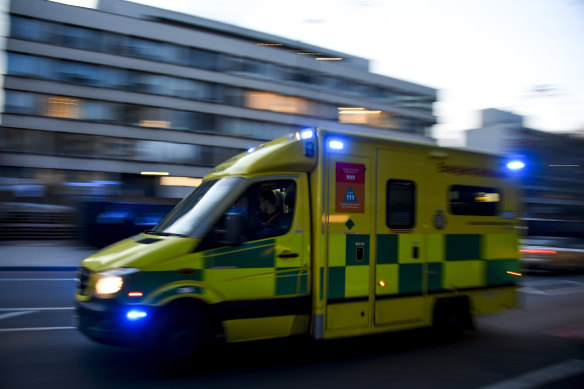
xmin=257 ymin=190 xmax=288 ymax=238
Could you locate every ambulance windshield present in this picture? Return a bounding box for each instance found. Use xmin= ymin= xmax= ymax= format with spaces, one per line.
xmin=148 ymin=177 xmax=244 ymax=237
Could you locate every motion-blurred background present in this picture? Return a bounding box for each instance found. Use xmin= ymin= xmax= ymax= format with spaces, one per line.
xmin=0 ymin=0 xmax=582 ymax=260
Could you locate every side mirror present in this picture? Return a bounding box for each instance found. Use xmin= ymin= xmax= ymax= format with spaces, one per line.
xmin=214 ymin=212 xmax=244 ymax=246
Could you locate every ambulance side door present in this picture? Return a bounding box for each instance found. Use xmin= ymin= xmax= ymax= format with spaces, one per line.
xmin=325 ymin=149 xmax=374 ymax=332
xmin=202 ymin=176 xmax=311 ymax=341
xmin=374 ymin=147 xmax=428 ymax=327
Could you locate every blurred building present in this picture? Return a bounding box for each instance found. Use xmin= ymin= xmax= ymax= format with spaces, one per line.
xmin=1 ymin=0 xmax=436 ymax=200
xmin=467 ymin=109 xmax=584 ymax=238
xmin=0 ymin=0 xmax=436 ymax=240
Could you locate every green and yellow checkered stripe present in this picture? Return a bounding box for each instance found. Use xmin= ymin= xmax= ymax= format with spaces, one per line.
xmin=377 ymin=233 xmax=519 ymax=297
xmin=327 ymin=234 xmax=371 ymax=300
xmin=327 ymin=233 xmax=519 ymax=301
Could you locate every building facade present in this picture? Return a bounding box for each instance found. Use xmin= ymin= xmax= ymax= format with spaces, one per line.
xmin=467 ymin=109 xmax=584 ymax=237
xmin=1 ymin=0 xmax=436 ymax=206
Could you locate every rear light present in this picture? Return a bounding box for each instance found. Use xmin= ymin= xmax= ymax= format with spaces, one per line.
xmin=520 ymin=249 xmax=557 ymax=254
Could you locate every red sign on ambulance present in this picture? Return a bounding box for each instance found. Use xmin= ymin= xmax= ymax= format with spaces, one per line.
xmin=335 ymin=162 xmax=365 ymax=213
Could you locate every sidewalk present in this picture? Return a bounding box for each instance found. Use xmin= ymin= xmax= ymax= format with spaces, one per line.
xmin=0 ymin=241 xmax=96 ymax=271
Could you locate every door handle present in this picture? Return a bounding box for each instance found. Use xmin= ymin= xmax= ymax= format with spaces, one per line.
xmin=412 ymin=246 xmax=420 ymax=259
xmin=278 ymin=251 xmax=299 ymax=258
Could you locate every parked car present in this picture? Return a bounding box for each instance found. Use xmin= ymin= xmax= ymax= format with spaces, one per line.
xmin=520 ymin=237 xmax=584 ymax=272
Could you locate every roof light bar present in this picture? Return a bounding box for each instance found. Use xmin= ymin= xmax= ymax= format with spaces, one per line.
xmin=300 ymin=129 xmax=314 ymax=139
xmin=329 ymin=140 xmax=344 ymax=150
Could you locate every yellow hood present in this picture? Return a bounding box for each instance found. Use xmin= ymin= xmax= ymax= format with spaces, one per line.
xmin=81 ymin=234 xmax=199 ymax=272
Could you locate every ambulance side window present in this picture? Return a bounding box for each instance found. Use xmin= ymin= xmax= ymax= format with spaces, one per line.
xmin=250 ymin=180 xmax=296 ymax=240
xmin=386 ymin=179 xmax=416 ymax=229
xmin=449 ymin=185 xmax=500 ymax=216
xmin=208 ymin=179 xmax=296 ymax=248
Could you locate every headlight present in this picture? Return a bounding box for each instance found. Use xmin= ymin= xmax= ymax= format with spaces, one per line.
xmin=95 ymin=275 xmax=123 ymax=296
xmin=94 ymin=268 xmax=139 ymax=298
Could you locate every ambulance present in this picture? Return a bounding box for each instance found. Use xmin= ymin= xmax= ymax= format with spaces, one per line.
xmin=74 ymin=128 xmax=523 ymax=363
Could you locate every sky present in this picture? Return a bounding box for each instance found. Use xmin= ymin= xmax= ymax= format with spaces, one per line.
xmin=56 ymin=0 xmax=584 ymax=143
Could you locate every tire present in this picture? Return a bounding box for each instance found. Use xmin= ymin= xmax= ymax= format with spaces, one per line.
xmin=153 ymin=309 xmax=213 ymax=375
xmin=432 ymin=298 xmax=468 ymax=342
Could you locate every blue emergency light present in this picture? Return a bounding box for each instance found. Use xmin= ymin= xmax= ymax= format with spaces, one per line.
xmin=300 ymin=129 xmax=314 ymax=139
xmin=126 ymin=309 xmax=147 ymax=321
xmin=506 ymin=160 xmax=526 ymax=170
xmin=329 ymin=140 xmax=344 ymax=150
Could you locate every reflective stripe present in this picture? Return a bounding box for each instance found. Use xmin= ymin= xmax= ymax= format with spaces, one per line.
xmin=327 ymin=233 xmax=519 ymax=301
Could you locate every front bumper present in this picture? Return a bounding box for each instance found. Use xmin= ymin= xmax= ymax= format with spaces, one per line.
xmin=74 ymin=299 xmax=154 ymax=348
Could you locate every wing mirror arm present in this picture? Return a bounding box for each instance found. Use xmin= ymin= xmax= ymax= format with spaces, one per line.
xmin=214 ymin=212 xmax=245 ymax=246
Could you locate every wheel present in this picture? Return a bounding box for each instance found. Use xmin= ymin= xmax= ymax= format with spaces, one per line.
xmin=432 ymin=298 xmax=468 ymax=342
xmin=153 ymin=309 xmax=213 ymax=375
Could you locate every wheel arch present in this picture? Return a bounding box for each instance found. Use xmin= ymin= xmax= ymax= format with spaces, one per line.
xmin=157 ymin=297 xmax=225 ymax=339
xmin=432 ymin=294 xmax=474 ymax=333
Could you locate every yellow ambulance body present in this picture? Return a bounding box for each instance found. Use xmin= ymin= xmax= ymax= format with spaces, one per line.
xmin=74 ymin=128 xmax=522 ymax=358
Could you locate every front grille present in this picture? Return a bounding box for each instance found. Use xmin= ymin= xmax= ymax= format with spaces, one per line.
xmin=76 ymin=267 xmax=91 ymax=295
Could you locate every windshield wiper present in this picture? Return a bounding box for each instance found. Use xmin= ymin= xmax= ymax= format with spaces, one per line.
xmin=144 ymin=230 xmax=187 ymax=237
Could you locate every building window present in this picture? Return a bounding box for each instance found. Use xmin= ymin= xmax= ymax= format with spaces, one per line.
xmin=55 ymin=133 xmax=95 ymax=157
xmin=245 ymin=91 xmax=310 ymax=115
xmin=101 ymin=67 xmax=127 ymax=89
xmin=0 ymin=128 xmax=243 ymax=167
xmin=128 ymin=72 xmax=167 ymax=94
xmin=449 ymin=185 xmax=500 ymax=216
xmin=58 ymin=61 xmax=100 ymax=85
xmin=386 ymin=179 xmax=416 ymax=229
xmin=188 ymin=48 xmax=219 ymax=70
xmin=218 ymin=117 xmax=292 ymax=139
xmin=45 ymin=96 xmax=81 ymax=119
xmin=4 ymin=91 xmax=38 ymax=115
xmin=338 ymin=107 xmax=399 ymax=129
xmin=222 ymin=57 xmax=269 ymax=77
xmin=394 ymin=95 xmax=434 ymax=111
xmin=84 ymin=101 xmax=115 ymax=122
xmin=6 ymin=53 xmax=31 ymax=75
xmin=59 ymin=24 xmax=102 ymax=51
xmin=10 ymin=16 xmax=51 ymax=42
xmin=125 ymin=37 xmax=166 ymax=62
